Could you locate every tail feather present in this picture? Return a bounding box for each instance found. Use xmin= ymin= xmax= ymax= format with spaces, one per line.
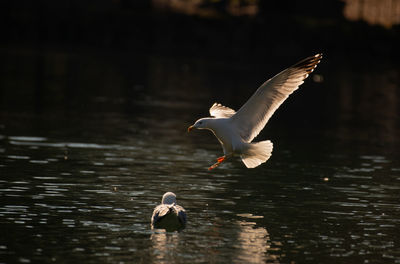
xmin=240 ymin=140 xmax=273 ymax=168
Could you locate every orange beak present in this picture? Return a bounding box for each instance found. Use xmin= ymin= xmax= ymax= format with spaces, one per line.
xmin=187 ymin=125 xmax=194 ymax=132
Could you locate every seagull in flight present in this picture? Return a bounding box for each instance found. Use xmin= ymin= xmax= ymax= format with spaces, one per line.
xmin=188 ymin=54 xmax=322 ymax=170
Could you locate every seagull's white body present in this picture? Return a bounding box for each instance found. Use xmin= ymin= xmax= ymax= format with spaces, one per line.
xmin=188 ymin=54 xmax=323 ymax=169
xmin=206 ymin=118 xmax=239 ymax=154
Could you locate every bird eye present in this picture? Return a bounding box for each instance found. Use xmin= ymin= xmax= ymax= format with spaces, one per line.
xmin=199 ymin=121 xmax=203 ymax=125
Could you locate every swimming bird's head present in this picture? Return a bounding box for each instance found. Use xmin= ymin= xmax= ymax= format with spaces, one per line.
xmin=187 ymin=118 xmax=211 ymax=132
xmin=161 ymin=192 xmax=177 ymax=205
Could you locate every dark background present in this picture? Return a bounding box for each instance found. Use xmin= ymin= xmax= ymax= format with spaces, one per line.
xmin=1 ymin=0 xmax=399 ymax=144
xmin=1 ymin=0 xmax=398 ymax=56
xmin=1 ymin=0 xmax=399 ymax=55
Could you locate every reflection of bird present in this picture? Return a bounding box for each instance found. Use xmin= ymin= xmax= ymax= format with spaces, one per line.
xmin=151 ymin=192 xmax=186 ymax=232
xmin=188 ymin=54 xmax=322 ymax=169
xmin=235 ymin=220 xmax=273 ymax=263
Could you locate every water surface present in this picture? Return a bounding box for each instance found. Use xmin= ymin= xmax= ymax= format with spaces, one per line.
xmin=1 ymin=51 xmax=400 ymax=264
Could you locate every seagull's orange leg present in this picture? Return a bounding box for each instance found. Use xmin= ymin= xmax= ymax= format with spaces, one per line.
xmin=208 ymin=156 xmax=227 ymax=170
xmin=216 ymin=156 xmax=226 ymax=163
xmin=208 ymin=162 xmax=220 ymax=170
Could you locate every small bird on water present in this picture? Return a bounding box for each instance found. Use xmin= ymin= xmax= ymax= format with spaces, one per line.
xmin=188 ymin=54 xmax=322 ymax=170
xmin=151 ymin=192 xmax=186 ymax=231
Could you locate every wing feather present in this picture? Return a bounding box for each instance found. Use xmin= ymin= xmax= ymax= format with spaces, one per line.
xmin=174 ymin=205 xmax=187 ymax=225
xmin=231 ymin=54 xmax=322 ymax=142
xmin=209 ymin=103 xmax=236 ymax=118
xmin=151 ymin=204 xmax=172 ymax=225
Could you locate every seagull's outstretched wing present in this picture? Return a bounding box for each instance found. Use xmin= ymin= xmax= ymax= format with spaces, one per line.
xmin=231 ymin=54 xmax=322 ymax=142
xmin=209 ymin=103 xmax=236 ymax=118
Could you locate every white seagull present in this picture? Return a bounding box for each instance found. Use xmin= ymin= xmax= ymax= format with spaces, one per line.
xmin=188 ymin=54 xmax=322 ymax=170
xmin=151 ymin=192 xmax=187 ymax=231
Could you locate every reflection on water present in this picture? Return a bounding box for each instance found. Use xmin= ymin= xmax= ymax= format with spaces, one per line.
xmin=235 ymin=216 xmax=280 ymax=264
xmin=332 ymin=63 xmax=400 ymax=143
xmin=150 ymin=232 xmax=180 ymax=263
xmin=2 ymin=50 xmax=400 ymax=144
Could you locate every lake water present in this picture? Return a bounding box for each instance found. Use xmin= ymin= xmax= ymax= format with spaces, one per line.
xmin=1 ymin=50 xmax=400 ymax=264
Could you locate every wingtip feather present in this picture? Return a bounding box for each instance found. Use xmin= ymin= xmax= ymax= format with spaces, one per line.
xmin=293 ymin=53 xmax=323 ymax=76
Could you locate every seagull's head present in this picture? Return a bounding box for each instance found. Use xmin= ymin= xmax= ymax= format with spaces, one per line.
xmin=161 ymin=192 xmax=177 ymax=205
xmin=188 ymin=118 xmax=211 ymax=132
